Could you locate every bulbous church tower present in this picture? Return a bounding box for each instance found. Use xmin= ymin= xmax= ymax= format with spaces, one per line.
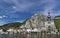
xmin=45 ymin=12 xmax=57 ymax=32
xmin=47 ymin=12 xmax=51 ymax=21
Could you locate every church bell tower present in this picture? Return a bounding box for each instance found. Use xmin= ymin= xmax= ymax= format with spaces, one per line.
xmin=47 ymin=12 xmax=51 ymax=24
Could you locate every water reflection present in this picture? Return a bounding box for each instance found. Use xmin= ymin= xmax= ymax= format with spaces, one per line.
xmin=0 ymin=33 xmax=60 ymax=38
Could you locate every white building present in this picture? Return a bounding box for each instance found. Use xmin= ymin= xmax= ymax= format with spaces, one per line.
xmin=0 ymin=29 xmax=3 ymax=34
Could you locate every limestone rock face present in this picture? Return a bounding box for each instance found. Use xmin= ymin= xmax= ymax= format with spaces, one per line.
xmin=24 ymin=13 xmax=47 ymax=29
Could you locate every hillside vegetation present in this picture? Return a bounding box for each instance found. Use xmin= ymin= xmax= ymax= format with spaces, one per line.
xmin=0 ymin=22 xmax=22 ymax=28
xmin=0 ymin=19 xmax=27 ymax=28
xmin=54 ymin=19 xmax=60 ymax=29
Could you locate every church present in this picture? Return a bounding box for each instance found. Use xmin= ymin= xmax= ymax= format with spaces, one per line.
xmin=44 ymin=12 xmax=57 ymax=34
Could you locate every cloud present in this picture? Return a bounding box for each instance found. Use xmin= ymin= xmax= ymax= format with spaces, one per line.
xmin=41 ymin=0 xmax=56 ymax=15
xmin=0 ymin=15 xmax=7 ymax=19
xmin=1 ymin=0 xmax=60 ymax=14
xmin=3 ymin=0 xmax=47 ymax=12
xmin=3 ymin=0 xmax=59 ymax=16
xmin=15 ymin=20 xmax=24 ymax=23
xmin=3 ymin=0 xmax=34 ymax=11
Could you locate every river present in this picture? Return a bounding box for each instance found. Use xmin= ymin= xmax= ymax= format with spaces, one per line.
xmin=0 ymin=33 xmax=60 ymax=38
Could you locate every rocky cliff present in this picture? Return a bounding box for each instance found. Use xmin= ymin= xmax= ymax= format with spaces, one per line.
xmin=21 ymin=13 xmax=47 ymax=29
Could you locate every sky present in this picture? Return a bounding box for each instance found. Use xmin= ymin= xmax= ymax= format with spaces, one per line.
xmin=0 ymin=0 xmax=60 ymax=25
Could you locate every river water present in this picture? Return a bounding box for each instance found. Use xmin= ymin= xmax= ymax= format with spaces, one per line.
xmin=0 ymin=33 xmax=60 ymax=38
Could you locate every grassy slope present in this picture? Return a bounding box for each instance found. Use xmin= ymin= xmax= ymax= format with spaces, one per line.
xmin=0 ymin=22 xmax=22 ymax=28
xmin=54 ymin=18 xmax=60 ymax=29
xmin=0 ymin=18 xmax=28 ymax=28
